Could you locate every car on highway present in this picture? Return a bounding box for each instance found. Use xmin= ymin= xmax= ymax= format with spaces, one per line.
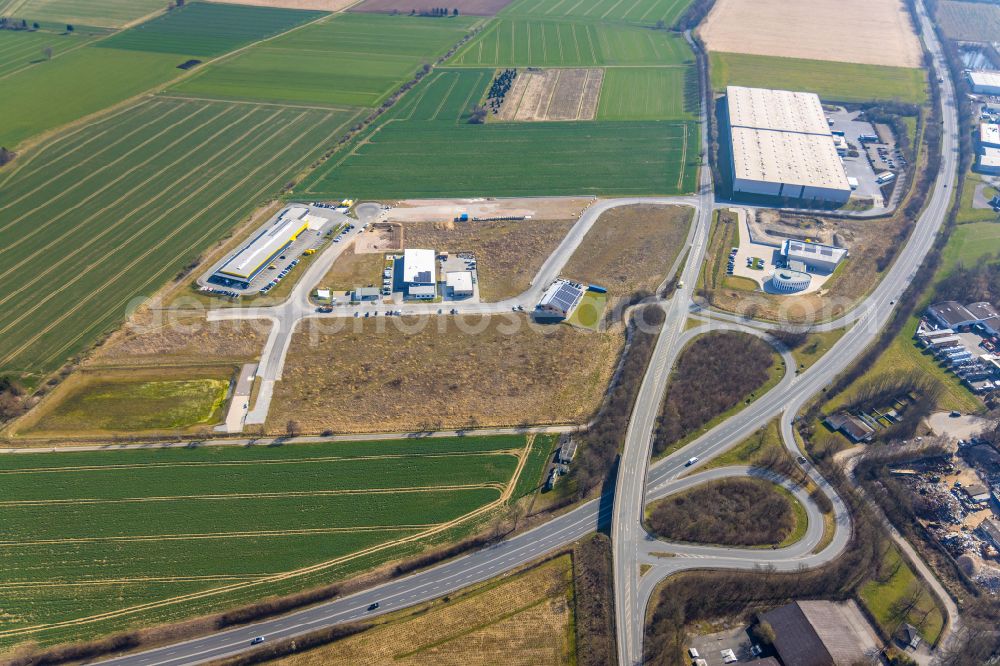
xmin=250 ymin=636 xmax=265 ymax=645
xmin=796 ymin=455 xmax=807 ymax=464
xmin=685 ymin=456 xmax=699 ymax=466
xmin=367 ymin=602 xmax=380 ymax=611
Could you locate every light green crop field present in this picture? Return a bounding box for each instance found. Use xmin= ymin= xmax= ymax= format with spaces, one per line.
xmin=303 ymin=68 xmax=698 ymax=198
xmin=936 ymin=0 xmax=1000 ymax=43
xmin=597 ymin=66 xmax=696 ymax=120
xmin=503 ymin=0 xmax=691 ymax=25
xmin=450 ymin=17 xmax=693 ymax=67
xmin=710 ymin=51 xmax=928 ymax=104
xmin=98 ymin=1 xmax=323 ymax=58
xmin=25 ymin=375 xmax=230 ymax=434
xmin=0 ymin=434 xmax=550 ymax=647
xmin=173 ymin=14 xmax=477 ymax=108
xmin=0 ymin=29 xmax=94 ymax=78
xmin=939 ymin=221 xmax=1000 ymax=277
xmin=0 ymin=46 xmax=185 ymax=148
xmin=1 ymin=0 xmax=166 ymax=29
xmin=0 ymin=96 xmax=363 ymax=381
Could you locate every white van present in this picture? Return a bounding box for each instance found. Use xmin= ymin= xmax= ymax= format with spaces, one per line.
xmin=685 ymin=456 xmax=699 ymax=466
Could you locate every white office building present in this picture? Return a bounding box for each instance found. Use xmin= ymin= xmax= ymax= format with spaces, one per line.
xmin=782 ymin=239 xmax=847 ymax=274
xmin=402 ymin=248 xmax=436 ymax=299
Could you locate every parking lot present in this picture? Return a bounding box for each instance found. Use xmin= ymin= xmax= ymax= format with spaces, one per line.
xmin=198 ymin=204 xmax=351 ymax=298
xmin=687 ymin=626 xmax=758 ymax=665
xmin=826 ymin=107 xmax=894 ymax=207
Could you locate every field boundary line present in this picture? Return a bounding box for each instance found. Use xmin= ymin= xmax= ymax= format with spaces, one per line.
xmin=0 ymin=450 xmax=521 ymax=474
xmin=0 ymin=441 xmax=535 ymax=640
xmin=0 ymin=36 xmax=94 ymax=82
xmin=0 ymin=98 xmax=160 ymax=192
xmin=4 ymin=525 xmax=437 ymax=548
xmin=156 ymin=93 xmax=358 ymax=113
xmin=0 ymin=575 xmax=269 ymax=588
xmin=0 ymin=483 xmax=506 ymax=508
xmin=0 ymin=103 xmax=264 ymax=311
xmin=4 ymin=6 xmax=333 ymax=158
xmin=35 ymin=108 xmax=359 ymax=369
xmin=0 ymin=99 xmax=187 ymax=221
xmin=0 ymin=102 xmax=206 ymax=243
xmin=677 ymin=121 xmax=688 ymax=190
xmin=430 ymin=71 xmax=461 ymax=120
xmin=601 ymin=0 xmax=628 ymax=20
xmin=0 ymin=106 xmax=307 ymax=367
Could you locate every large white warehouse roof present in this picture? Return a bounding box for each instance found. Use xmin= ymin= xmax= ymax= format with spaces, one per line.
xmin=969 ymin=70 xmax=1000 ymax=92
xmin=217 ymin=215 xmax=306 ymax=281
xmin=726 ymin=86 xmax=830 ymax=136
xmin=403 ymin=248 xmax=436 ymax=285
xmin=731 ymin=126 xmax=850 ymax=191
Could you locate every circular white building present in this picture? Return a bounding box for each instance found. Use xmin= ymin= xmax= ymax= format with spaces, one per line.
xmin=770 ymin=269 xmax=811 ymax=293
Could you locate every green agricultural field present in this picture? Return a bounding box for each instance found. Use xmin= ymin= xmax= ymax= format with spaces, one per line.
xmin=302 ymin=68 xmax=698 ymax=198
xmin=450 ymin=17 xmax=693 ymax=67
xmin=173 ymin=13 xmax=477 ymax=107
xmin=597 ymin=66 xmax=696 ymax=120
xmin=98 ymin=1 xmax=323 ymax=58
xmin=24 ymin=373 xmax=230 ymax=434
xmin=0 ymin=96 xmax=363 ymax=381
xmin=710 ymin=51 xmax=928 ymax=104
xmin=936 ymin=1 xmax=1000 ymax=43
xmin=0 ymin=29 xmax=93 ymax=78
xmin=0 ymin=46 xmax=184 ymax=148
xmin=0 ymin=434 xmax=549 ymax=647
xmin=2 ymin=0 xmax=166 ymax=29
xmin=503 ymin=0 xmax=691 ymax=26
xmin=939 ymin=221 xmax=1000 ymax=277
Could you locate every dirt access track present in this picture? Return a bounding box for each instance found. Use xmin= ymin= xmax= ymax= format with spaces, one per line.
xmin=385 ymin=197 xmax=593 ymax=222
xmin=210 ymin=0 xmax=358 ymax=9
xmin=700 ymin=0 xmax=923 ymax=68
xmin=349 ymin=0 xmax=514 ymax=15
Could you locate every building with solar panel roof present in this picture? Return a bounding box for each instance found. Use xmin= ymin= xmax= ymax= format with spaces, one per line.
xmin=535 ymin=278 xmax=585 ymax=319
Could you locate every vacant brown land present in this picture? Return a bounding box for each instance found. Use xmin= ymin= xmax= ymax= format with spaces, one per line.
xmin=404 ymin=218 xmax=576 ymax=301
xmin=701 ymin=0 xmax=922 ymax=68
xmin=497 ymin=69 xmax=604 ymax=122
xmin=90 ymin=309 xmax=271 ymax=367
xmin=267 ymin=315 xmax=623 ymax=433
xmin=349 ymin=0 xmax=512 ymax=14
xmin=278 ymin=555 xmax=573 ymax=665
xmin=321 ymin=242 xmax=387 ymax=292
xmin=211 ymin=0 xmax=357 ymax=9
xmin=563 ymin=204 xmax=692 ymax=298
xmin=646 ymin=477 xmax=795 ymax=546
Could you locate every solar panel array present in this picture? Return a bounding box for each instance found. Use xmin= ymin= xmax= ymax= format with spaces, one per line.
xmin=549 ymin=282 xmax=583 ymax=313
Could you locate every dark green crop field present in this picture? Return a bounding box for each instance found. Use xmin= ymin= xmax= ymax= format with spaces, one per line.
xmin=98 ymin=1 xmax=323 ymax=57
xmin=0 ymin=434 xmax=545 ymax=648
xmin=0 ymin=96 xmax=362 ymax=381
xmin=173 ymin=13 xmax=476 ymax=107
xmin=303 ymin=68 xmax=698 ymax=198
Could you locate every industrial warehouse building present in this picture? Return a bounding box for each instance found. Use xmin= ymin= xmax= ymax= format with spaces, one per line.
xmin=969 ymin=70 xmax=1000 ymax=95
xmin=446 ymin=271 xmax=473 ymax=298
xmin=726 ymin=86 xmax=851 ymax=205
xmin=211 ymin=206 xmax=309 ymax=289
xmin=403 ymin=248 xmax=436 ymax=300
